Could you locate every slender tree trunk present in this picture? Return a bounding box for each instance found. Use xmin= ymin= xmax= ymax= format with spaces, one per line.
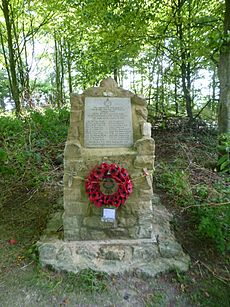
xmin=211 ymin=67 xmax=217 ymax=112
xmin=218 ymin=0 xmax=230 ymax=134
xmin=176 ymin=0 xmax=193 ymax=121
xmin=1 ymin=0 xmax=21 ymax=115
xmin=22 ymin=19 xmax=31 ymax=107
xmin=113 ymin=68 xmax=118 ymax=84
xmin=160 ymin=64 xmax=166 ymax=116
xmin=54 ymin=33 xmax=61 ymax=107
xmin=174 ymin=76 xmax=179 ymax=115
xmin=60 ymin=40 xmax=65 ymax=104
xmin=0 ymin=30 xmax=12 ymax=91
xmin=67 ymin=42 xmax=73 ymax=95
xmin=155 ymin=61 xmax=160 ymax=115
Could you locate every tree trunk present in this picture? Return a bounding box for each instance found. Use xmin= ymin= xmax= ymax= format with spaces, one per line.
xmin=113 ymin=68 xmax=118 ymax=84
xmin=174 ymin=76 xmax=179 ymax=115
xmin=176 ymin=0 xmax=193 ymax=122
xmin=67 ymin=42 xmax=73 ymax=95
xmin=60 ymin=40 xmax=65 ymax=105
xmin=1 ymin=0 xmax=21 ymax=115
xmin=54 ymin=34 xmax=61 ymax=108
xmin=212 ymin=67 xmax=217 ymax=112
xmin=218 ymin=0 xmax=230 ymax=134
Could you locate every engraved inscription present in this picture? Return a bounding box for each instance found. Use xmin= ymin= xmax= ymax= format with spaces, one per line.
xmin=84 ymin=97 xmax=133 ymax=147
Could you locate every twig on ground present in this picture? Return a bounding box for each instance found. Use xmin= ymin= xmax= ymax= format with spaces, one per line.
xmin=181 ymin=201 xmax=230 ymax=212
xmin=194 ymin=260 xmax=203 ymax=277
xmin=19 ymin=189 xmax=38 ymax=206
xmin=198 ymin=260 xmax=230 ymax=284
xmin=20 ymin=261 xmax=33 ymax=270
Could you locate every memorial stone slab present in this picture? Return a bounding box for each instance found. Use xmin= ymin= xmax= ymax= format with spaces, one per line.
xmin=84 ymin=97 xmax=133 ymax=147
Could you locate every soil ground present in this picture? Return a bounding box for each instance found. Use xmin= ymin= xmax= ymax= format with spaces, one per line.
xmin=0 ymin=128 xmax=229 ymax=307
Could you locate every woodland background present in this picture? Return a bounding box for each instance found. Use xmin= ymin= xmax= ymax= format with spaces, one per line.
xmin=0 ymin=0 xmax=229 ymax=131
xmin=0 ymin=1 xmax=229 ymax=306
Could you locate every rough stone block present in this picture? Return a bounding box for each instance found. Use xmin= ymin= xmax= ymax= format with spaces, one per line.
xmin=131 ymin=201 xmax=153 ymax=215
xmin=151 ymin=194 xmax=161 ymax=206
xmin=117 ymin=204 xmax=132 ymax=217
xmin=83 ymin=216 xmax=115 ymax=229
xmin=132 ymin=94 xmax=147 ymax=106
xmin=64 ymin=201 xmax=88 ymax=215
xmin=64 ymin=229 xmax=81 ymax=241
xmin=135 ymin=106 xmax=148 ymax=120
xmin=138 ymin=224 xmax=152 ymax=238
xmin=64 ymin=187 xmax=81 ymax=202
xmin=99 ymin=245 xmax=125 ymax=261
xmin=70 ymin=110 xmax=82 ymax=121
xmin=159 ymin=240 xmax=185 ymax=258
xmin=128 ymin=226 xmax=139 ymax=238
xmin=117 ymin=216 xmax=137 ymax=228
xmin=135 ymin=174 xmax=153 ymax=190
xmin=76 ymin=245 xmax=99 ymax=259
xmin=134 ymin=138 xmax=155 ymax=155
xmin=106 ymin=227 xmax=129 ymax=238
xmin=134 ymin=155 xmax=154 ymax=169
xmin=89 ymin=205 xmax=103 ymax=217
xmin=80 ymin=227 xmax=92 ymax=240
xmin=63 ymin=213 xmax=82 ymax=230
xmin=133 ymin=245 xmax=158 ymax=260
xmin=90 ymin=230 xmax=108 ymax=240
xmin=67 ymin=126 xmax=79 ymax=140
xmin=64 ymin=142 xmax=82 ymax=160
xmin=139 ymin=188 xmax=153 ymax=201
xmin=38 ymin=243 xmax=58 ymax=260
xmin=70 ymin=93 xmax=83 ymax=110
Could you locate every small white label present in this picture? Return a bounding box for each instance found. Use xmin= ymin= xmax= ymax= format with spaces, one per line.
xmin=142 ymin=122 xmax=152 ymax=137
xmin=101 ymin=208 xmax=116 ymax=223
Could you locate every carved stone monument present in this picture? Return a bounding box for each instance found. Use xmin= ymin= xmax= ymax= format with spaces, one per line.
xmin=38 ymin=78 xmax=189 ymax=276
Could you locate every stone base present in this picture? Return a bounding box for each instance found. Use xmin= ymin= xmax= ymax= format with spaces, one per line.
xmin=37 ymin=201 xmax=190 ymax=277
xmin=38 ymin=236 xmax=190 ymax=277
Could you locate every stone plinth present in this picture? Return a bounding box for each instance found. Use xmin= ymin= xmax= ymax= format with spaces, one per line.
xmin=38 ymin=78 xmax=190 ymax=275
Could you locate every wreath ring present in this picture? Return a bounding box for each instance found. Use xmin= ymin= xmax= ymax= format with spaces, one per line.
xmin=85 ymin=163 xmax=133 ymax=208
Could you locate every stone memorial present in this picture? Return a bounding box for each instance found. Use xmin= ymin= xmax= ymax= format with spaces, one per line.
xmin=38 ymin=78 xmax=189 ymax=276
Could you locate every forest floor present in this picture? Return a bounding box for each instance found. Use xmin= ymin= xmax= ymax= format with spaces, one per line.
xmin=0 ymin=125 xmax=229 ymax=307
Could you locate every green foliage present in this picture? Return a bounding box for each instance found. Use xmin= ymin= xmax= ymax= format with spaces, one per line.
xmin=0 ymin=107 xmax=69 ymax=200
xmin=155 ymin=162 xmax=229 ymax=253
xmin=217 ymin=133 xmax=230 ymax=173
xmin=155 ymin=162 xmax=194 ymax=206
xmin=146 ymin=291 xmax=166 ymax=307
xmin=190 ymin=278 xmax=230 ymax=307
xmin=194 ymin=181 xmax=230 ymax=253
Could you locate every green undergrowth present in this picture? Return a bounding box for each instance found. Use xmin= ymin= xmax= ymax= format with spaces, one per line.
xmin=217 ymin=133 xmax=230 ymax=173
xmin=172 ymin=271 xmax=230 ymax=307
xmin=155 ymin=151 xmax=230 ymax=254
xmin=0 ymin=107 xmax=69 ymax=205
xmin=154 ymin=131 xmax=230 ymax=254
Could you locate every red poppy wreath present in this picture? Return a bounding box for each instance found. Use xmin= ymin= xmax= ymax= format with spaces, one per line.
xmin=85 ymin=163 xmax=133 ymax=208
